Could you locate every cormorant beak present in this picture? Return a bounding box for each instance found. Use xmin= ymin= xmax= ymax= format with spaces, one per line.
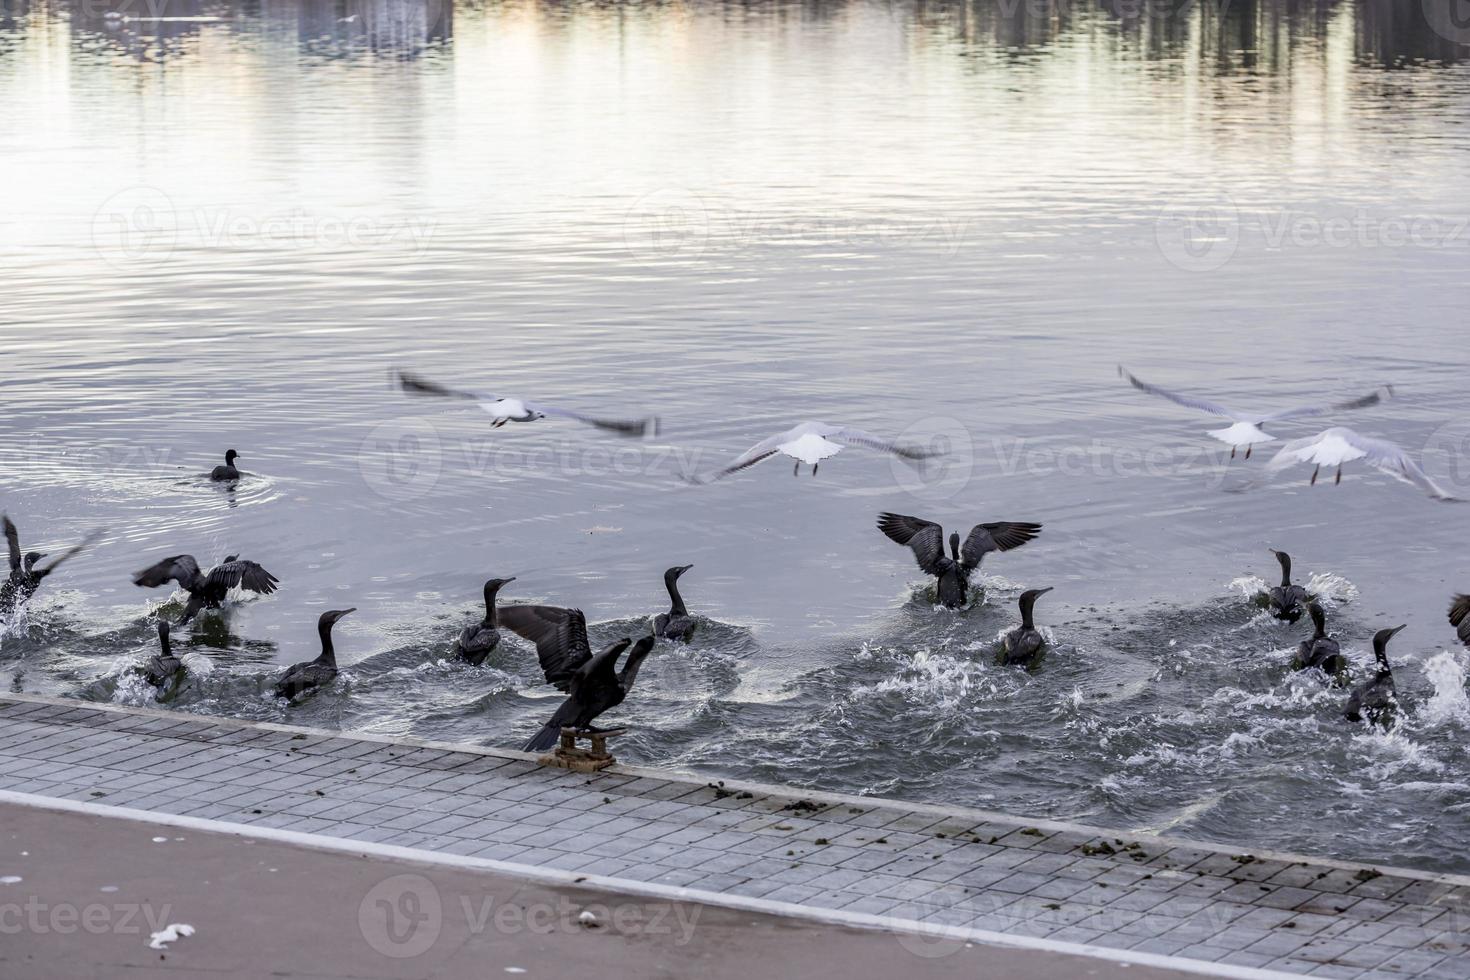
xmin=1035 ymin=586 xmax=1054 ymax=596
xmin=502 ymin=576 xmax=517 ymax=585
xmin=679 ymin=564 xmax=694 ymax=575
xmin=1389 ymin=624 xmax=1407 ymax=638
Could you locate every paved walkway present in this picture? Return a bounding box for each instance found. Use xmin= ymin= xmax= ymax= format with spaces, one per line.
xmin=0 ymin=693 xmax=1467 ymax=979
xmin=0 ymin=800 xmax=1205 ymax=980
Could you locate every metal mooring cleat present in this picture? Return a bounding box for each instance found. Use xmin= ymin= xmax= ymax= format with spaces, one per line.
xmin=538 ymin=727 xmax=625 ymax=772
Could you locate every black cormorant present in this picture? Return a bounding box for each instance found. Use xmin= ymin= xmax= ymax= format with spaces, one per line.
xmin=877 ymin=513 xmax=1042 ymax=608
xmin=1344 ymin=625 xmax=1405 ymax=727
xmin=498 ymin=604 xmax=657 ymax=751
xmin=456 ymin=577 xmax=515 ymax=665
xmin=1 ymin=516 xmax=99 ymax=615
xmin=138 ymin=620 xmax=186 ymax=695
xmin=1265 ymin=549 xmax=1311 ymax=623
xmin=654 ymin=565 xmax=695 ymax=642
xmin=273 ymin=608 xmax=356 ymax=700
xmin=1448 ymin=595 xmax=1470 ymax=647
xmin=133 ymin=553 xmax=280 ymax=624
xmin=999 ymin=588 xmax=1053 ymax=669
xmin=1292 ymin=602 xmax=1347 ymax=677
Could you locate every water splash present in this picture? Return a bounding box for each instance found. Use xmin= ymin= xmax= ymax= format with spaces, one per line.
xmin=1305 ymin=572 xmax=1358 ymax=606
xmin=1418 ymin=651 xmax=1470 ymax=728
xmin=1229 ymin=575 xmax=1268 ymax=598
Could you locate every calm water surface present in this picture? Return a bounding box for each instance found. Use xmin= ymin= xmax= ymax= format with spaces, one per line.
xmin=4 ymin=0 xmax=1470 ymax=871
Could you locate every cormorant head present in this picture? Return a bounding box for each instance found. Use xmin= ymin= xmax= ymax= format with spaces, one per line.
xmin=23 ymin=551 xmax=45 ymax=571
xmin=484 ymin=576 xmax=516 ymax=595
xmin=224 ymin=449 xmax=239 ymax=464
xmin=320 ymin=608 xmax=356 ymax=628
xmin=1019 ymin=586 xmax=1052 ymax=612
xmin=1269 ymin=549 xmax=1293 ymax=584
xmin=664 ymin=564 xmax=693 ymax=582
xmin=948 ymin=532 xmax=961 ymax=561
xmin=1307 ymin=602 xmax=1327 ymax=636
xmin=1017 ymin=587 xmax=1052 ymax=629
xmin=156 ymin=619 xmax=171 ymax=653
xmin=1371 ymin=624 xmax=1405 ymax=670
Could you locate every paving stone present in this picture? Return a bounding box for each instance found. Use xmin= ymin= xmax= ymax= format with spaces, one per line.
xmin=4 ymin=694 xmax=1468 ymax=980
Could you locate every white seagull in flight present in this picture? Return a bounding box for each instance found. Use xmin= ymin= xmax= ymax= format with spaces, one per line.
xmin=1256 ymin=427 xmax=1463 ymax=502
xmin=395 ymin=369 xmax=658 ymax=437
xmin=688 ymin=421 xmax=946 ymax=483
xmin=1119 ymin=367 xmax=1392 ymax=458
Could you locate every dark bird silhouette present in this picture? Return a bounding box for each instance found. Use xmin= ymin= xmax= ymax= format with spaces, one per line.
xmin=1292 ymin=602 xmax=1347 ymax=677
xmin=138 ymin=620 xmax=186 ymax=695
xmin=999 ymin=588 xmax=1053 ymax=669
xmin=133 ymin=553 xmax=280 ymax=624
xmin=876 ymin=512 xmax=1042 ymax=608
xmin=210 ymin=449 xmax=241 ymax=481
xmin=273 ymin=609 xmax=356 ymax=700
xmin=1449 ymin=595 xmax=1470 ymax=648
xmin=498 ymin=604 xmax=657 ymax=751
xmin=1 ymin=516 xmax=101 ymax=615
xmin=654 ymin=565 xmax=696 ymax=642
xmin=456 ymin=577 xmax=515 ymax=665
xmin=1344 ymin=625 xmax=1405 ymax=727
xmin=521 ymin=635 xmax=656 ymax=753
xmin=395 ymin=368 xmax=658 ymax=437
xmin=1265 ymin=549 xmax=1311 ymax=623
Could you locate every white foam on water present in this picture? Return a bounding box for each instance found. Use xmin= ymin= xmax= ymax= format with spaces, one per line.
xmin=1417 ymin=650 xmax=1470 ymax=728
xmin=180 ymin=652 xmax=214 ymax=677
xmin=0 ymin=604 xmax=29 ymax=639
xmin=1228 ymin=575 xmax=1267 ymax=598
xmin=110 ymin=668 xmax=162 ymax=706
xmin=0 ymin=876 xmax=21 ymax=885
xmin=1354 ymin=727 xmax=1444 ymax=779
xmin=1305 ymin=572 xmax=1358 ymax=605
xmin=855 ymin=647 xmax=1018 ymax=710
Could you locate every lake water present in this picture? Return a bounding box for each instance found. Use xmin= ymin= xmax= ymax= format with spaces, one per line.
xmin=4 ymin=0 xmax=1470 ymax=872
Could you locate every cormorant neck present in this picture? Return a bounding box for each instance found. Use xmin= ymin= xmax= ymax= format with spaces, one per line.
xmin=1020 ymin=596 xmax=1038 ymax=630
xmin=619 ymin=639 xmax=655 ymax=689
xmin=665 ymin=575 xmax=687 ymax=616
xmin=1277 ymin=553 xmax=1292 ymax=586
xmin=1309 ymin=605 xmax=1326 ymax=639
xmin=949 ymin=532 xmax=961 ymax=563
xmin=1372 ymin=642 xmax=1391 ymax=672
xmin=483 ymin=584 xmax=501 ymax=626
xmin=317 ymin=619 xmax=337 ymax=666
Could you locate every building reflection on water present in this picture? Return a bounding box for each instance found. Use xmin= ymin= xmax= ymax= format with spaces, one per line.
xmin=0 ymin=0 xmax=1463 ymax=68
